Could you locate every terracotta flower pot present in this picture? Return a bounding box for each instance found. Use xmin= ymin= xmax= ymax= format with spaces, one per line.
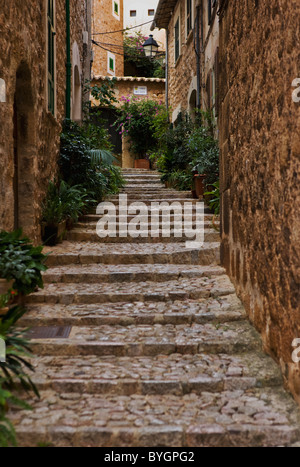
xmin=42 ymin=221 xmax=66 ymax=246
xmin=134 ymin=159 xmax=150 ymax=170
xmin=194 ymin=174 xmax=206 ymax=199
xmin=0 ymin=279 xmax=14 ymax=316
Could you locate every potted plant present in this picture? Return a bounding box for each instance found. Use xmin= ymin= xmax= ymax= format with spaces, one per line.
xmin=41 ymin=181 xmax=67 ymax=246
xmin=134 ymin=158 xmax=150 ymax=170
xmin=0 ymin=230 xmax=48 ymax=309
xmin=193 ymin=164 xmax=207 ymax=199
xmin=0 ymin=282 xmax=14 ymax=316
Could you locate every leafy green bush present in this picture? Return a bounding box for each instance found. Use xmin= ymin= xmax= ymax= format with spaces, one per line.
xmin=59 ymin=120 xmax=123 ymax=201
xmin=0 ymin=306 xmax=39 ymax=447
xmin=115 ymin=98 xmax=167 ymax=157
xmin=42 ymin=181 xmax=95 ymax=226
xmin=153 ymin=111 xmax=219 ymax=190
xmin=204 ymin=181 xmax=220 ymax=215
xmin=123 ymin=32 xmax=165 ymax=78
xmin=0 ymin=230 xmax=47 ymax=296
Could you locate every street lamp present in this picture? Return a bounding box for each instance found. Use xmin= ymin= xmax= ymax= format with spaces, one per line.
xmin=142 ymin=35 xmax=159 ymax=58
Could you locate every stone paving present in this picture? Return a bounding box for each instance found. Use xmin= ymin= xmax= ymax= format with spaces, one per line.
xmin=10 ymin=169 xmax=300 ymax=447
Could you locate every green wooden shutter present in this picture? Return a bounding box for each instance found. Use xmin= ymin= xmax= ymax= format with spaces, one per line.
xmin=175 ymin=18 xmax=180 ymax=62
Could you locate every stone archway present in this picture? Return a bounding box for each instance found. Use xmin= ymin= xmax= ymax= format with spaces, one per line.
xmin=73 ymin=65 xmax=82 ymax=121
xmin=13 ymin=62 xmax=36 ymax=238
xmin=187 ymin=76 xmax=198 ymax=120
xmin=72 ymin=42 xmax=82 ymax=122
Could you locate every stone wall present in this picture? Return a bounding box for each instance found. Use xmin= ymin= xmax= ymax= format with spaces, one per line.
xmin=0 ymin=0 xmax=90 ymax=242
xmin=92 ymin=0 xmax=124 ymax=77
xmin=92 ymin=76 xmax=165 ymax=107
xmin=219 ymin=0 xmax=300 ymax=402
xmin=166 ymin=0 xmax=197 ymax=121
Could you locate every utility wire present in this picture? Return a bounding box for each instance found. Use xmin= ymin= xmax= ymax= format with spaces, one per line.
xmin=92 ymin=39 xmax=125 ymax=56
xmin=92 ymin=20 xmax=154 ymax=36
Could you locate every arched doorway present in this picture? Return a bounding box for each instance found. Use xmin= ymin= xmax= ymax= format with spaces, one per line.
xmin=189 ymin=89 xmax=197 ymax=121
xmin=72 ymin=65 xmax=82 ymax=121
xmin=13 ymin=62 xmax=36 ymax=237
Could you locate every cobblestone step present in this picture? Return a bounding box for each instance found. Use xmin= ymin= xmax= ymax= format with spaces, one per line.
xmin=10 ymin=388 xmax=300 ymax=447
xmin=20 ymin=295 xmax=246 ymax=327
xmin=111 ymin=192 xmax=193 ymax=199
xmin=81 ymin=213 xmax=215 ymax=222
xmin=27 ymin=351 xmax=283 ymax=394
xmin=43 ymin=264 xmax=225 ymax=284
xmin=28 ymin=321 xmax=260 ymax=357
xmin=75 ymin=221 xmax=220 ymax=230
xmin=44 ymin=242 xmax=220 ymax=267
xmin=26 ymin=275 xmax=234 ymax=305
xmin=66 ymin=229 xmax=220 ymax=243
xmin=102 ymin=198 xmax=200 ymax=206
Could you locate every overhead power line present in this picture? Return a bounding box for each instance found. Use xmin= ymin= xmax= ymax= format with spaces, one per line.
xmin=92 ymin=20 xmax=154 ymax=36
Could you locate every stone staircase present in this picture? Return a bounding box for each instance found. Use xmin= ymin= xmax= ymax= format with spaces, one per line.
xmin=10 ymin=168 xmax=300 ymax=447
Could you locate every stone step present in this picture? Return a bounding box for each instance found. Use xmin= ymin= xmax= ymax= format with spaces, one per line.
xmin=101 ymin=198 xmax=200 ymax=206
xmin=27 ymin=274 xmax=233 ymax=305
xmin=27 ymin=351 xmax=283 ymax=394
xmin=27 ymin=321 xmax=260 ymax=357
xmin=10 ymin=387 xmax=300 ymax=447
xmin=44 ymin=242 xmax=220 ymax=267
xmin=20 ymin=294 xmax=246 ymax=327
xmin=43 ymin=264 xmax=225 ymax=284
xmin=66 ymin=229 xmax=220 ymax=244
xmin=81 ymin=213 xmax=215 ymax=223
xmin=75 ymin=221 xmax=220 ymax=230
xmin=110 ymin=193 xmax=194 ymax=200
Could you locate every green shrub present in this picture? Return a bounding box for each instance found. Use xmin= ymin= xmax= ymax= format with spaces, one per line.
xmin=59 ymin=120 xmax=123 ymax=201
xmin=42 ymin=181 xmax=95 ymax=226
xmin=115 ymin=98 xmax=167 ymax=157
xmin=0 ymin=306 xmax=39 ymax=447
xmin=0 ymin=230 xmax=47 ymax=296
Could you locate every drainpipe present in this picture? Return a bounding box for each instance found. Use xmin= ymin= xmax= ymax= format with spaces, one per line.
xmin=195 ymin=2 xmax=201 ymax=109
xmin=165 ymin=29 xmax=169 ymax=110
xmin=66 ymin=0 xmax=71 ymax=119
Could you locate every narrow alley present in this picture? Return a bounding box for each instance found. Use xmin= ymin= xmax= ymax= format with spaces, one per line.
xmin=9 ymin=170 xmax=300 ymax=447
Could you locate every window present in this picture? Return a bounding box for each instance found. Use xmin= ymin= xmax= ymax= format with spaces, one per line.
xmin=148 ymin=9 xmax=155 ymax=16
xmin=208 ymin=0 xmax=212 ymax=25
xmin=112 ymin=0 xmax=120 ymax=20
xmin=47 ymin=0 xmax=55 ymax=114
xmin=186 ymin=0 xmax=192 ymax=35
xmin=174 ymin=18 xmax=180 ymax=62
xmin=130 ymin=10 xmax=137 ymax=17
xmin=107 ymin=52 xmax=115 ymax=75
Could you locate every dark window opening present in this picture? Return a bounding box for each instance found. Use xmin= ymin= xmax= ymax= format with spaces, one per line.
xmin=187 ymin=0 xmax=192 ymax=34
xmin=175 ymin=18 xmax=180 ymax=62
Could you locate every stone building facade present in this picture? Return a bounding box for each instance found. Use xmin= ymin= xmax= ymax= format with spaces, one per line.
xmin=91 ymin=75 xmax=165 ymax=167
xmin=218 ymin=0 xmax=300 ymax=401
xmin=153 ymin=0 xmax=219 ymax=122
xmin=0 ymin=0 xmax=92 ymax=242
xmin=92 ymin=0 xmax=124 ymax=77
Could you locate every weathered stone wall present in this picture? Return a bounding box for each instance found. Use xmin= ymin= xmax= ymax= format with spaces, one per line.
xmin=167 ymin=0 xmax=197 ymax=120
xmin=0 ymin=0 xmax=90 ymax=242
xmin=92 ymin=0 xmax=124 ymax=77
xmin=219 ymin=0 xmax=300 ymax=402
xmin=92 ymin=76 xmax=165 ymax=107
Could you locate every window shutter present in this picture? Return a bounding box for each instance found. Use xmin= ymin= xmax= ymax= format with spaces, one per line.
xmin=208 ymin=0 xmax=212 ymax=25
xmin=206 ymin=72 xmax=211 ymax=110
xmin=214 ymin=47 xmax=220 ymax=116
